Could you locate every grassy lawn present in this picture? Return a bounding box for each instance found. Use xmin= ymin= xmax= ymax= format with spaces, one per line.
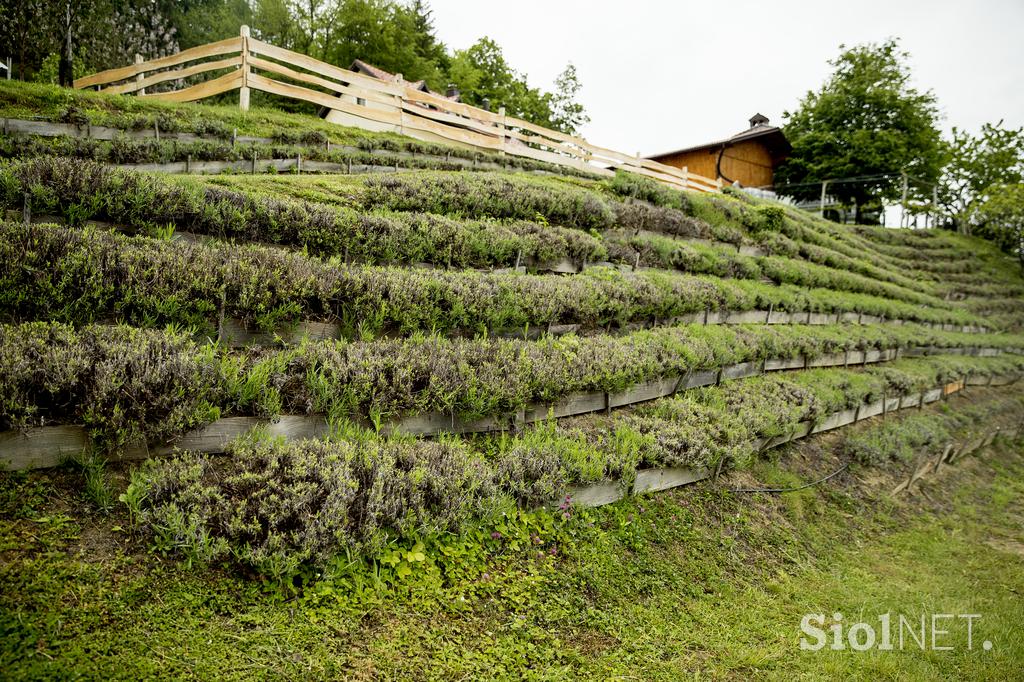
xmin=1 ymin=435 xmax=1022 ymax=680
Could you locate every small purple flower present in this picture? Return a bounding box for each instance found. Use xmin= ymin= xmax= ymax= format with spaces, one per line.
xmin=549 ymin=545 xmax=557 ymax=555
xmin=491 ymin=531 xmax=503 ymax=540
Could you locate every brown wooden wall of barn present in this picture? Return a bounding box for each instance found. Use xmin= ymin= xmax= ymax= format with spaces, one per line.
xmin=652 ymin=140 xmax=775 ymax=188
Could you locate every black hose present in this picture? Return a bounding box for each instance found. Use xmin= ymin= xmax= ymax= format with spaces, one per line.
xmin=727 ymin=462 xmax=851 ymax=494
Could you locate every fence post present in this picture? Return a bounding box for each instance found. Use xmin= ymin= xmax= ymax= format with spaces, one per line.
xmin=239 ymin=25 xmax=251 ymax=112
xmin=497 ymin=106 xmax=506 ymax=155
xmin=395 ymin=73 xmax=405 ymax=136
xmin=134 ymin=54 xmax=145 ymax=95
xmin=682 ymin=165 xmax=689 ymax=191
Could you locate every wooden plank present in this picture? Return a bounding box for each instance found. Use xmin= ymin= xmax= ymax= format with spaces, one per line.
xmin=505 ymin=114 xmax=581 ymax=147
xmin=764 ymin=356 xmax=805 ymax=372
xmin=402 ymin=87 xmax=505 ymax=125
xmin=525 ymin=391 xmax=607 ymax=422
xmin=806 ymin=352 xmax=845 ymax=368
xmin=247 ymin=38 xmax=404 ymax=95
xmin=103 ymin=56 xmax=242 ymax=95
xmin=720 ymin=361 xmax=760 ymax=381
xmin=858 ymin=400 xmax=885 ymax=420
xmin=0 ymin=426 xmax=91 ymax=470
xmin=807 ymin=312 xmax=831 ymax=325
xmin=609 ymin=377 xmax=678 ymax=408
xmin=399 ymin=100 xmax=509 ymax=141
xmin=399 ymin=108 xmax=504 ymax=151
xmin=141 ymin=69 xmax=242 ymax=102
xmin=75 ymin=37 xmax=242 ymax=88
xmin=633 ymin=467 xmax=710 ymax=494
xmin=503 ymin=139 xmax=582 ymax=167
xmin=565 ymin=481 xmax=624 ymax=507
xmin=811 ymin=408 xmax=858 ymax=434
xmin=151 ymin=417 xmax=262 ymax=455
xmin=248 ymin=56 xmax=398 ymax=109
xmin=724 ymin=310 xmax=768 ymax=324
xmin=503 ymin=127 xmax=585 ymax=158
xmin=685 ymin=369 xmax=720 ymax=388
xmin=247 ymin=72 xmax=402 ymax=126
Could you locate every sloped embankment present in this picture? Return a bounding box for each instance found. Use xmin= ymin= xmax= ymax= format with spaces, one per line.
xmin=1 ymin=85 xmax=1023 ymax=582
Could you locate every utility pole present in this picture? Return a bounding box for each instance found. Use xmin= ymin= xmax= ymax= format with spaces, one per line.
xmin=819 ymin=180 xmax=829 ymax=218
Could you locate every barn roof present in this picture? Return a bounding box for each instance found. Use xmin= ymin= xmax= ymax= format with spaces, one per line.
xmin=646 ymin=117 xmax=790 ymax=161
xmin=349 ymin=59 xmax=459 ymax=99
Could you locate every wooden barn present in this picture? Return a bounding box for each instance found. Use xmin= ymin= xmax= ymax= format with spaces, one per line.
xmin=645 ymin=114 xmax=790 ymax=189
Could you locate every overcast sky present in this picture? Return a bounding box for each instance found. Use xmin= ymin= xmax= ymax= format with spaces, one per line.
xmin=426 ymin=0 xmax=1024 ymax=157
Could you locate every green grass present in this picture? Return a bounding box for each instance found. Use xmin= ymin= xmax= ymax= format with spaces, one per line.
xmin=2 ymin=430 xmax=1022 ymax=679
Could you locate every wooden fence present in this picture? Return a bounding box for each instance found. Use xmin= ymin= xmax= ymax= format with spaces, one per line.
xmin=74 ymin=27 xmax=721 ymax=193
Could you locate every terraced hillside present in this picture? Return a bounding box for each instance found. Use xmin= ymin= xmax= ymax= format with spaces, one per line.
xmin=1 ymin=78 xmax=1024 ymax=587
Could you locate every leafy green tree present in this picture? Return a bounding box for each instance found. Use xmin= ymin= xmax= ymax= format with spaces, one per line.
xmin=974 ymin=184 xmax=1024 ymax=268
xmin=550 ymin=63 xmax=589 ymax=136
xmin=447 ymin=38 xmax=557 ymax=129
xmin=252 ymin=0 xmax=301 ymax=49
xmin=940 ymin=121 xmax=1024 ymax=233
xmin=775 ymin=39 xmax=947 ymax=223
xmin=166 ymin=0 xmax=252 ymax=50
xmin=321 ymin=0 xmax=444 ymax=89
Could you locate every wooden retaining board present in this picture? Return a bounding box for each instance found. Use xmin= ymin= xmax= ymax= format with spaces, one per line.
xmin=632 ymin=466 xmax=711 ymax=494
xmin=0 ymin=354 xmax=1011 ymax=471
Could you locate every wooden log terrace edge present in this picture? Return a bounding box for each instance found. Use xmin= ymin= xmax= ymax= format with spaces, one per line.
xmin=2 ymin=345 xmax=1018 ymax=471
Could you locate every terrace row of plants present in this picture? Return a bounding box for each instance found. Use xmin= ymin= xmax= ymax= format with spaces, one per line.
xmin=4 ymin=321 xmax=1021 ymax=452
xmin=52 ymin=160 xmax=1017 ymax=311
xmin=2 ymin=81 xmax=1011 ymax=291
xmin=329 ymin=171 xmax=1012 ymax=297
xmin=180 ymin=168 xmax=1017 ymax=304
xmin=2 ymin=159 xmax=967 ymax=309
xmin=716 ymin=188 xmax=1013 ymax=284
xmin=839 ymin=391 xmax=1024 ymax=467
xmin=0 ymin=222 xmax=988 ymax=340
xmin=0 ymin=133 xmax=593 ymax=179
xmin=124 ymin=356 xmax=1024 ymax=579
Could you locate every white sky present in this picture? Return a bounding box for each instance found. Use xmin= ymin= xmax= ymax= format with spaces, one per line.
xmin=426 ymin=0 xmax=1024 ymax=156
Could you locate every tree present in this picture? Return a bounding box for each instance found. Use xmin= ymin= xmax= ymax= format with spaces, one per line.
xmin=775 ymin=39 xmax=947 ymax=224
xmin=974 ymin=184 xmax=1024 ymax=269
xmin=939 ymin=121 xmax=1024 ymax=233
xmin=549 ymin=63 xmax=589 ymax=136
xmin=322 ymin=0 xmax=443 ymax=89
xmin=447 ymin=38 xmax=553 ymax=126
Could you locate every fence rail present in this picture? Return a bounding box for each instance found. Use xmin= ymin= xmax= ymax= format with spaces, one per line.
xmin=74 ymin=27 xmax=720 ymax=193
